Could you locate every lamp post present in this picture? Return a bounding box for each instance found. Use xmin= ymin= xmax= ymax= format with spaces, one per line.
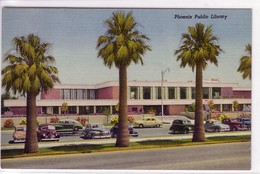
xmin=161 ymin=67 xmax=170 ymax=121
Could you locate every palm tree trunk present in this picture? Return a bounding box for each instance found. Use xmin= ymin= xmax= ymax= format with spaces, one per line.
xmin=24 ymin=92 xmax=39 ymax=153
xmin=192 ymin=62 xmax=205 ymax=142
xmin=116 ymin=64 xmax=130 ymax=147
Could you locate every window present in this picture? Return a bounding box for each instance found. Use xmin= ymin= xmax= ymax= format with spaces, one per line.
xmin=180 ymin=87 xmax=187 ymax=99
xmin=168 ymin=87 xmax=175 ymax=99
xmin=203 ymin=87 xmax=209 ymax=99
xmin=89 ymin=89 xmax=96 ymax=99
xmin=63 ymin=89 xmax=70 ymax=99
xmin=191 ymin=87 xmax=196 ymax=99
xmin=143 ymin=87 xmax=151 ymax=99
xmin=77 ymin=89 xmax=83 ymax=99
xmin=212 ymin=87 xmax=221 ymax=99
xmin=155 ymin=87 xmax=161 ymax=99
xmin=130 ymin=87 xmax=138 ymax=99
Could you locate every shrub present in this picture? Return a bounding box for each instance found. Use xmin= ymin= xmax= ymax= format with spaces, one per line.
xmin=111 ymin=116 xmax=119 ymax=124
xmin=76 ymin=117 xmax=88 ymax=126
xmin=19 ymin=118 xmax=39 ymax=126
xmin=218 ymin=114 xmax=229 ymax=122
xmin=4 ymin=119 xmax=14 ymax=128
xmin=184 ymin=107 xmax=189 ymax=113
xmin=110 ymin=116 xmax=135 ymax=124
xmin=50 ymin=117 xmax=59 ymax=123
xmin=128 ymin=116 xmax=135 ymax=123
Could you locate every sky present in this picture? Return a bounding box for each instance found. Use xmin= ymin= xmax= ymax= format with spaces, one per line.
xmin=2 ymin=8 xmax=252 ymax=87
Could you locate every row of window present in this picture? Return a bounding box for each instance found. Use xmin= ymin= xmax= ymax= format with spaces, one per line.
xmin=59 ymin=87 xmax=222 ymax=100
xmin=61 ymin=89 xmax=97 ymax=100
xmin=130 ymin=86 xmax=221 ymax=100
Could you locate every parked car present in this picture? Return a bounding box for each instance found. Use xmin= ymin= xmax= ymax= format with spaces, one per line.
xmin=110 ymin=123 xmax=138 ymax=138
xmin=12 ymin=124 xmax=60 ymax=143
xmin=236 ymin=117 xmax=251 ymax=130
xmin=80 ymin=123 xmax=111 ymax=139
xmin=54 ymin=119 xmax=83 ymax=133
xmin=204 ymin=119 xmax=230 ymax=132
xmin=37 ymin=124 xmax=60 ymax=141
xmin=12 ymin=125 xmax=26 ymax=143
xmin=222 ymin=118 xmax=247 ymax=131
xmin=133 ymin=117 xmax=163 ymax=128
xmin=170 ymin=119 xmax=194 ymax=134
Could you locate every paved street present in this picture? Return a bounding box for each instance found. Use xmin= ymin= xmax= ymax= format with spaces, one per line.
xmin=1 ymin=126 xmax=251 ymax=150
xmin=1 ymin=142 xmax=251 ymax=170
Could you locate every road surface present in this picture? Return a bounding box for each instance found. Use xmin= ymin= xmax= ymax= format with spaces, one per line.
xmin=1 ymin=142 xmax=251 ymax=170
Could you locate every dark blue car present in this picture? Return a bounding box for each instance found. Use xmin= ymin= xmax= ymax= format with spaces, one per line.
xmin=110 ymin=123 xmax=138 ymax=138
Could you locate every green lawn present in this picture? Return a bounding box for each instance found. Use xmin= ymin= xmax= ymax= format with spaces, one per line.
xmin=1 ymin=135 xmax=250 ymax=159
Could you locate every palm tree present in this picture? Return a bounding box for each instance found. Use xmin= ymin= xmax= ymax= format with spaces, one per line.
xmin=96 ymin=11 xmax=151 ymax=147
xmin=237 ymin=44 xmax=252 ymax=80
xmin=2 ymin=34 xmax=60 ymax=153
xmin=175 ymin=23 xmax=222 ymax=142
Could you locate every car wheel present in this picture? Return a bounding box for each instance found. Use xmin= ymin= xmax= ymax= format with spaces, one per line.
xmin=184 ymin=129 xmax=189 ymax=134
xmin=74 ymin=127 xmax=79 ymax=131
xmin=214 ymin=128 xmax=220 ymax=132
xmin=139 ymin=124 xmax=144 ymax=128
xmin=156 ymin=124 xmax=160 ymax=128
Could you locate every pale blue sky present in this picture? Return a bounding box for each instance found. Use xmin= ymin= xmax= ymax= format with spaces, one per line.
xmin=2 ymin=8 xmax=252 ymax=87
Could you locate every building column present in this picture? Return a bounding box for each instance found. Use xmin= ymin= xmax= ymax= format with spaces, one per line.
xmin=209 ymin=87 xmax=213 ymax=99
xmin=110 ymin=105 xmax=113 ymax=114
xmin=176 ymin=87 xmax=180 ymax=99
xmin=220 ymin=104 xmax=223 ymax=112
xmin=93 ymin=106 xmax=96 ymax=114
xmin=140 ymin=87 xmax=143 ymax=100
xmin=59 ymin=107 xmax=61 ymax=115
xmin=76 ymin=106 xmax=79 ymax=114
xmin=164 ymin=87 xmax=168 ymax=100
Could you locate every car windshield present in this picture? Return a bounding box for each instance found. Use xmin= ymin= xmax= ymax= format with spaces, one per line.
xmin=16 ymin=127 xmax=25 ymax=131
xmin=47 ymin=125 xmax=56 ymax=130
xmin=91 ymin=124 xmax=104 ymax=130
xmin=183 ymin=120 xmax=191 ymax=124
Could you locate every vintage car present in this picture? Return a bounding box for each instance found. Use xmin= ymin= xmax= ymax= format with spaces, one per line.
xmin=132 ymin=117 xmax=163 ymax=128
xmin=54 ymin=119 xmax=83 ymax=133
xmin=12 ymin=125 xmax=26 ymax=143
xmin=110 ymin=123 xmax=138 ymax=138
xmin=37 ymin=124 xmax=60 ymax=141
xmin=80 ymin=123 xmax=111 ymax=139
xmin=236 ymin=117 xmax=251 ymax=130
xmin=204 ymin=119 xmax=230 ymax=132
xmin=222 ymin=118 xmax=248 ymax=131
xmin=12 ymin=124 xmax=60 ymax=143
xmin=169 ymin=119 xmax=194 ymax=134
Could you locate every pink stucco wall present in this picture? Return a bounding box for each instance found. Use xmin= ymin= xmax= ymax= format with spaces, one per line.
xmin=97 ymin=87 xmax=119 ymax=99
xmin=166 ymin=105 xmax=185 ymax=115
xmin=221 ymin=87 xmax=233 ymax=97
xmin=233 ymin=91 xmax=251 ymax=99
xmin=8 ymin=107 xmax=42 ymax=115
xmin=41 ymin=89 xmax=61 ymax=99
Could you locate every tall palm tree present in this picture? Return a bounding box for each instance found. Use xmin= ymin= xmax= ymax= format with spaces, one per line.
xmin=97 ymin=11 xmax=151 ymax=147
xmin=237 ymin=44 xmax=252 ymax=80
xmin=175 ymin=23 xmax=222 ymax=142
xmin=2 ymin=34 xmax=60 ymax=153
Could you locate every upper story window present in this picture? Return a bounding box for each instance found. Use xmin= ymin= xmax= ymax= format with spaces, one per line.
xmin=203 ymin=87 xmax=210 ymax=99
xmin=155 ymin=87 xmax=161 ymax=99
xmin=168 ymin=87 xmax=175 ymax=99
xmin=212 ymin=87 xmax=221 ymax=99
xmin=130 ymin=87 xmax=138 ymax=99
xmin=180 ymin=87 xmax=187 ymax=99
xmin=143 ymin=87 xmax=151 ymax=99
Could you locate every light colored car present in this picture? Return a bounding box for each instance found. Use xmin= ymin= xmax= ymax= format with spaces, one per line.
xmin=12 ymin=125 xmax=26 ymax=143
xmin=205 ymin=119 xmax=230 ymax=132
xmin=133 ymin=117 xmax=163 ymax=128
